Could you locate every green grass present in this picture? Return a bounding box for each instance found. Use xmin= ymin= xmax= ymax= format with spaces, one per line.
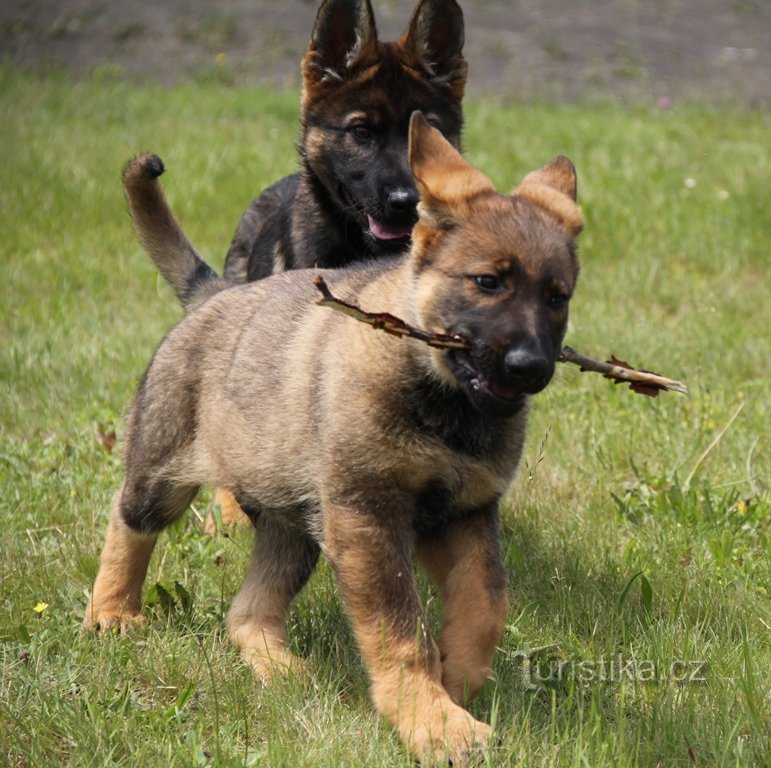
xmin=1 ymin=68 xmax=768 ymax=766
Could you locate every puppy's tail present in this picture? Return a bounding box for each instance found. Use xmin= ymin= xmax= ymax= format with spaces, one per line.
xmin=122 ymin=154 xmax=227 ymax=310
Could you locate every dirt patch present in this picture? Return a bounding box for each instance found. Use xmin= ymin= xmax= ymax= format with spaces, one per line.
xmin=2 ymin=0 xmax=769 ymax=106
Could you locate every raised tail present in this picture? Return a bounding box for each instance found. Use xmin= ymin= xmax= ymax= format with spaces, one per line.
xmin=122 ymin=154 xmax=227 ymax=310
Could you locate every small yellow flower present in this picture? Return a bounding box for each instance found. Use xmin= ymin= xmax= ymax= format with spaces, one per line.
xmin=736 ymin=500 xmax=748 ymax=515
xmin=215 ymin=52 xmax=227 ymax=66
xmin=34 ymin=602 xmax=49 ymax=614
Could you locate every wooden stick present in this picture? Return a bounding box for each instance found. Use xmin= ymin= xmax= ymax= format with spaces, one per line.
xmin=558 ymin=347 xmax=688 ymax=396
xmin=313 ymin=276 xmax=688 ymax=397
xmin=313 ymin=275 xmax=468 ymax=349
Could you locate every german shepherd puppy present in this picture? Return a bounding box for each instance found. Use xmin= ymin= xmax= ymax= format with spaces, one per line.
xmin=223 ymin=0 xmax=467 ymax=282
xmin=84 ymin=114 xmax=583 ymax=764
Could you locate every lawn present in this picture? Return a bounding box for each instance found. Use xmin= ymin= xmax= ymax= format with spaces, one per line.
xmin=0 ymin=68 xmax=768 ymax=766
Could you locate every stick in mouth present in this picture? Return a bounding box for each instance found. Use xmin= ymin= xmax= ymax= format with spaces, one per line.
xmin=313 ymin=275 xmax=688 ymax=397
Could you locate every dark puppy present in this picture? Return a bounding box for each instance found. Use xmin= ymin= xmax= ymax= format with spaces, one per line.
xmin=84 ymin=114 xmax=583 ymax=764
xmin=223 ymin=0 xmax=466 ymax=281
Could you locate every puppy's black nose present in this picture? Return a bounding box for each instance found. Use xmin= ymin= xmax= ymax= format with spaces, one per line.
xmin=503 ymin=348 xmax=553 ymax=394
xmin=386 ymin=187 xmax=419 ymax=214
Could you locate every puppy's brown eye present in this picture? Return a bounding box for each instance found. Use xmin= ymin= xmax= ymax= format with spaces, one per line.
xmin=472 ymin=275 xmax=504 ymax=293
xmin=350 ymin=123 xmax=373 ymax=142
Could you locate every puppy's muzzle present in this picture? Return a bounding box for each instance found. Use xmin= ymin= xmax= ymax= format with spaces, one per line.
xmin=386 ymin=186 xmax=419 ymax=215
xmin=448 ymin=336 xmax=557 ymax=418
xmin=501 ymin=346 xmax=553 ymax=395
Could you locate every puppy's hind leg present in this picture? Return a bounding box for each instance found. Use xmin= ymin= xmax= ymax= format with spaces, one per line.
xmin=204 ymin=488 xmax=250 ymax=534
xmin=83 ymin=476 xmax=198 ymax=632
xmin=227 ymin=514 xmax=319 ymax=680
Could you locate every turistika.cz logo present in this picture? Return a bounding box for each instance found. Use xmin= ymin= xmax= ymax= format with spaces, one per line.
xmin=511 ymin=649 xmax=708 ymax=690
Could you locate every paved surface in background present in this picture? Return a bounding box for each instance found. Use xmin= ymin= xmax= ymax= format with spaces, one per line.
xmin=2 ymin=0 xmax=769 ymax=106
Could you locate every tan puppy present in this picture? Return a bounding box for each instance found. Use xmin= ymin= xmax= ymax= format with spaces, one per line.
xmin=84 ymin=113 xmax=583 ymax=764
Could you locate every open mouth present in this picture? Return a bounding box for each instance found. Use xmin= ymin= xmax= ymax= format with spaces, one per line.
xmin=449 ymin=350 xmax=526 ymax=417
xmin=340 ymin=185 xmax=413 ymax=245
xmin=366 ymin=215 xmax=412 ymax=242
xmin=469 ymin=375 xmax=525 ymax=411
xmin=477 ymin=378 xmax=523 ymax=403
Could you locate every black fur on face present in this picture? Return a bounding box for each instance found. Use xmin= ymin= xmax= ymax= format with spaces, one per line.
xmin=302 ymin=62 xmax=463 ymax=255
xmin=300 ymin=0 xmax=466 ymax=256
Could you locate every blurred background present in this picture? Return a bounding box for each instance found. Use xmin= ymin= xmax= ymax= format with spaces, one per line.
xmin=2 ymin=0 xmax=769 ymax=106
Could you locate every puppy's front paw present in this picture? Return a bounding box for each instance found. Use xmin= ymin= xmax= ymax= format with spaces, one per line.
xmin=82 ymin=602 xmax=145 ymax=634
xmin=410 ymin=706 xmax=491 ymax=766
xmin=242 ymin=646 xmax=307 ymax=683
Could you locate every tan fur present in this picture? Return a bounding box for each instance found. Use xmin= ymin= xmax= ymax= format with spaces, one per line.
xmin=83 ymin=495 xmax=158 ymax=632
xmin=205 ymin=488 xmax=249 ymax=532
xmin=226 ymin=546 xmax=305 ymax=679
xmin=85 ymin=113 xmax=583 ymax=764
xmin=323 ymin=503 xmax=491 ymax=760
xmin=410 ymin=119 xmax=496 ymax=228
xmin=514 ymin=155 xmax=584 ymax=236
xmin=416 ymin=514 xmax=508 ymax=704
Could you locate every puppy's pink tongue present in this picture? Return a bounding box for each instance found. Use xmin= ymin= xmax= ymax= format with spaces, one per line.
xmin=488 ymin=381 xmax=521 ymax=401
xmin=367 ymin=215 xmax=411 ymax=242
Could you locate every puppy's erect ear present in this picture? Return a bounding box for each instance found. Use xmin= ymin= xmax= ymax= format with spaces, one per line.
xmin=303 ymin=0 xmax=379 ymax=85
xmin=514 ymin=156 xmax=584 ymax=236
xmin=401 ymin=0 xmax=467 ymax=100
xmin=519 ymin=155 xmax=578 ymax=200
xmin=409 ymin=112 xmax=494 ymax=227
